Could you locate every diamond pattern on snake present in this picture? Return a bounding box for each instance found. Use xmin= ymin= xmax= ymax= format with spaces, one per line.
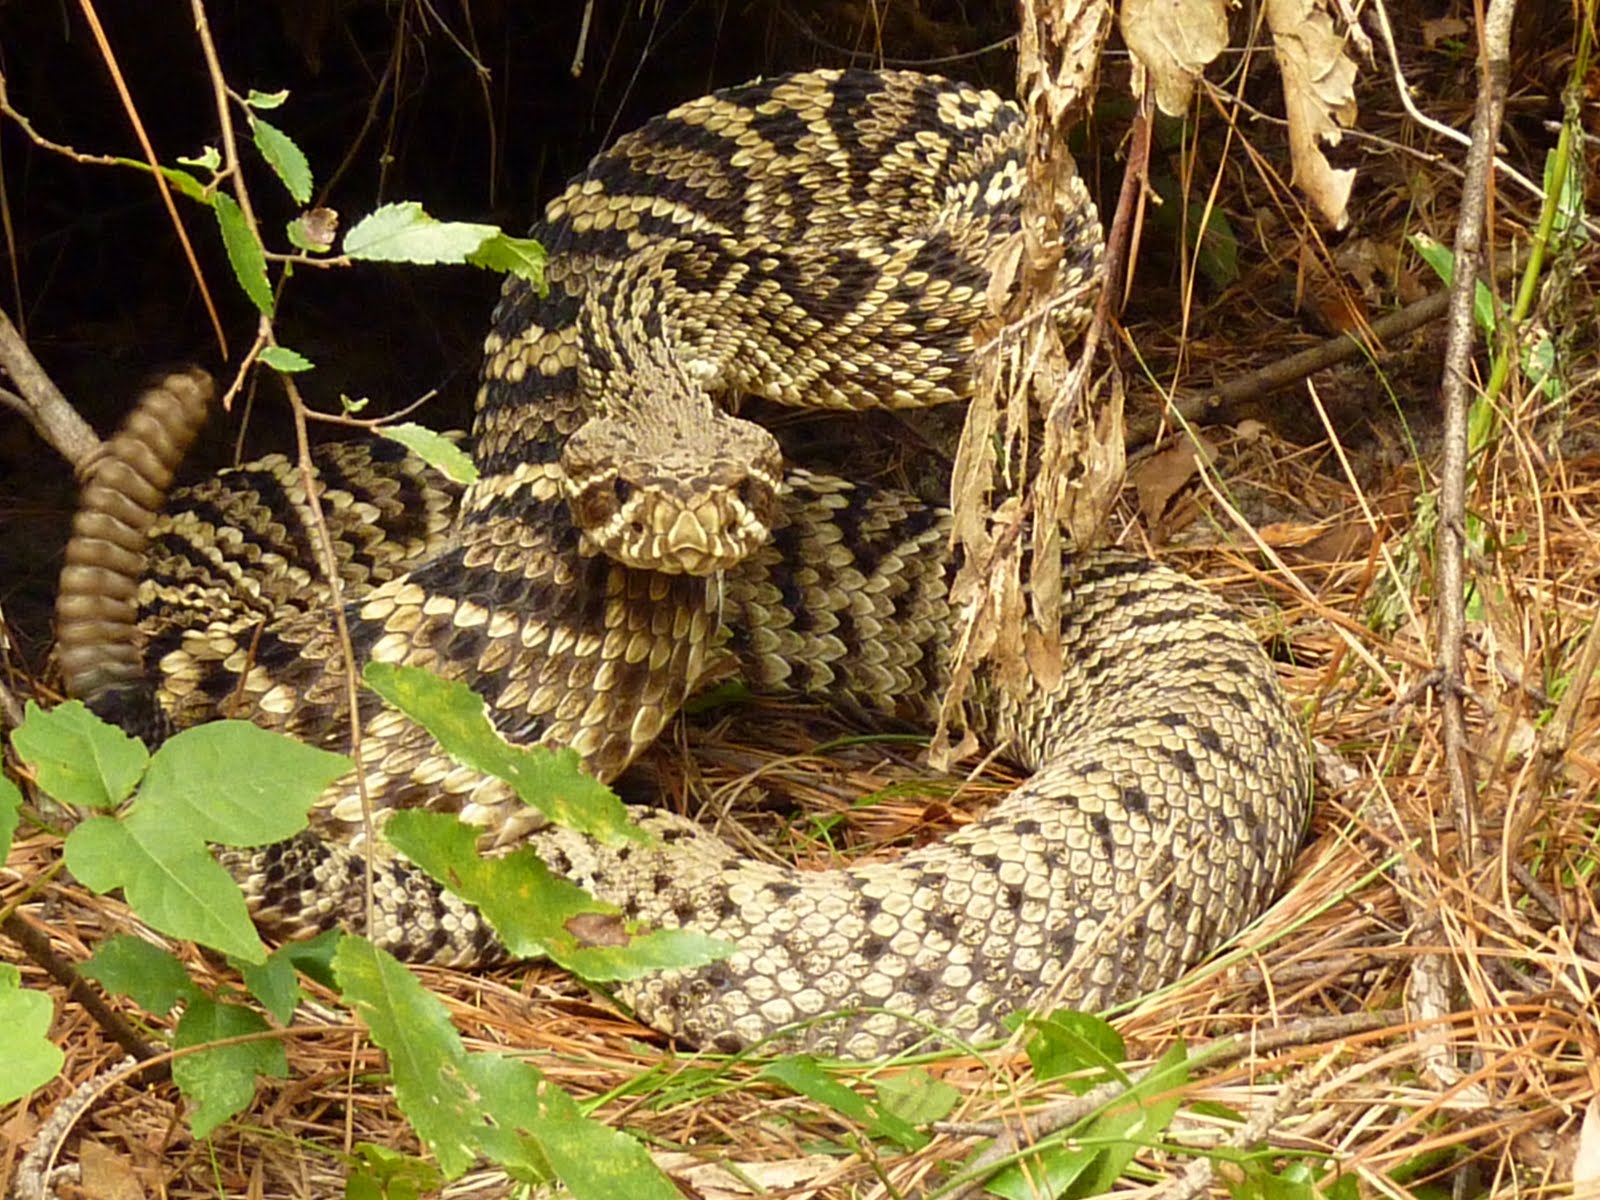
xmin=56 ymin=68 xmax=1311 ymax=1059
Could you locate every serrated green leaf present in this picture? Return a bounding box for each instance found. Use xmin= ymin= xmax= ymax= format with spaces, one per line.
xmin=465 ymin=234 xmax=547 ymax=288
xmin=250 ymin=115 xmax=312 ymax=204
xmin=333 ymin=937 xmax=481 ymax=1179
xmin=380 ymin=423 xmax=478 ymax=484
xmin=65 ymin=812 xmax=266 ymax=963
xmin=82 ymin=935 xmax=198 ymax=1013
xmin=238 ymin=947 xmax=301 ymax=1025
xmin=0 ymin=773 xmax=20 ymax=861
xmin=385 ymin=810 xmax=731 ymax=979
xmin=11 ymin=700 xmax=148 ymax=810
xmin=761 ymin=1056 xmax=926 ymax=1150
xmin=0 ymin=963 xmax=64 ymax=1104
xmin=139 ymin=720 xmax=348 ymax=847
xmin=363 ymin=663 xmax=634 ymax=842
xmin=245 ymin=88 xmax=289 ymax=110
xmin=344 ymin=202 xmax=497 ymax=265
xmin=260 ymin=344 xmax=314 ymax=373
xmin=214 ymin=191 xmax=274 ymax=316
xmin=173 ymin=995 xmax=286 ymax=1138
xmin=466 ymin=1055 xmax=681 ymax=1199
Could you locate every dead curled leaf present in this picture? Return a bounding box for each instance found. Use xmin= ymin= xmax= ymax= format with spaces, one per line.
xmin=1120 ymin=0 xmax=1229 ymax=115
xmin=1130 ymin=433 xmax=1217 ymax=524
xmin=1266 ymin=0 xmax=1360 ymax=228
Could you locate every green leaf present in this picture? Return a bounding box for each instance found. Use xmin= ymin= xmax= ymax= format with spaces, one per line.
xmin=11 ymin=700 xmax=148 ymax=810
xmin=139 ymin=720 xmax=349 ymax=847
xmin=1072 ymin=1040 xmax=1189 ymax=1197
xmin=466 ymin=1055 xmax=682 ymax=1199
xmin=65 ymin=812 xmax=267 ymax=963
xmin=245 ymin=88 xmax=289 ymax=110
xmin=362 ymin=663 xmax=634 ymax=842
xmin=0 ymin=963 xmax=65 ymax=1104
xmin=986 ymin=1141 xmax=1098 ymax=1200
xmin=173 ymin=995 xmax=287 ymax=1138
xmin=111 ymin=158 xmax=211 ymax=202
xmin=287 ymin=207 xmax=339 ymax=253
xmin=334 ymin=937 xmax=482 ymax=1179
xmin=238 ymin=947 xmax=302 ymax=1025
xmin=82 ymin=935 xmax=199 ymax=1013
xmin=874 ymin=1067 xmax=960 ymax=1126
xmin=214 ymin=191 xmax=274 ymax=316
xmin=0 ymin=773 xmax=21 ymax=861
xmin=380 ymin=424 xmax=478 ymax=485
xmin=260 ymin=344 xmax=314 ymax=373
xmin=250 ymin=115 xmax=313 ymax=204
xmin=278 ymin=927 xmax=344 ymax=991
xmin=1409 ymin=234 xmax=1496 ymax=334
xmin=385 ymin=810 xmax=731 ymax=980
xmin=344 ymin=202 xmax=499 ymax=265
xmin=1023 ymin=1009 xmax=1128 ymax=1086
xmin=465 ymin=233 xmax=547 ymax=288
xmin=347 ymin=1144 xmax=444 ymax=1200
xmin=176 ymin=146 xmax=222 ymax=173
xmin=761 ymin=1056 xmax=926 ymax=1150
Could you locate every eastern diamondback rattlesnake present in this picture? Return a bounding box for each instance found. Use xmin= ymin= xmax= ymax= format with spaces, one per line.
xmin=56 ymin=69 xmax=1311 ymax=1058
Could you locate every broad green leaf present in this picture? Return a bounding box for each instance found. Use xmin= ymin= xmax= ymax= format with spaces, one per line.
xmin=82 ymin=935 xmax=198 ymax=1013
xmin=139 ymin=720 xmax=348 ymax=847
xmin=11 ymin=700 xmax=148 ymax=810
xmin=385 ymin=810 xmax=731 ymax=980
xmin=761 ymin=1056 xmax=926 ymax=1150
xmin=277 ymin=927 xmax=343 ymax=990
xmin=333 ymin=937 xmax=481 ymax=1179
xmin=363 ymin=663 xmax=635 ymax=842
xmin=215 ymin=192 xmax=274 ymax=316
xmin=65 ymin=812 xmax=266 ymax=963
xmin=466 ymin=1055 xmax=681 ymax=1199
xmin=381 ymin=423 xmax=478 ymax=484
xmin=347 ymin=1145 xmax=444 ymax=1200
xmin=260 ymin=344 xmax=314 ymax=373
xmin=250 ymin=115 xmax=312 ymax=204
xmin=875 ymin=1067 xmax=960 ymax=1126
xmin=1191 ymin=204 xmax=1239 ymax=289
xmin=986 ymin=1141 xmax=1098 ymax=1200
xmin=1073 ymin=1039 xmax=1189 ymax=1198
xmin=0 ymin=963 xmax=64 ymax=1104
xmin=466 ymin=233 xmax=547 ymax=288
xmin=1023 ymin=1009 xmax=1128 ymax=1086
xmin=0 ymin=773 xmax=20 ymax=861
xmin=173 ymin=995 xmax=286 ymax=1138
xmin=245 ymin=88 xmax=289 ymax=110
xmin=344 ymin=202 xmax=498 ymax=265
xmin=238 ymin=947 xmax=301 ymax=1025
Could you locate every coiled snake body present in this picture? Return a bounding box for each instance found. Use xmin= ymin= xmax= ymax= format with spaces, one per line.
xmin=57 ymin=70 xmax=1310 ymax=1058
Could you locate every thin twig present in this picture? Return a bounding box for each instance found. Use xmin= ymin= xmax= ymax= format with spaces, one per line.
xmin=0 ymin=304 xmax=101 ymax=468
xmin=1434 ymin=0 xmax=1519 ymax=870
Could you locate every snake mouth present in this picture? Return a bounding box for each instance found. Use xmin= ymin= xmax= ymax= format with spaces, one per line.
xmin=566 ymin=470 xmax=779 ymax=574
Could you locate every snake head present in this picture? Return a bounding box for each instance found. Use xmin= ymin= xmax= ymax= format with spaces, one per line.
xmin=560 ymin=408 xmax=782 ymax=575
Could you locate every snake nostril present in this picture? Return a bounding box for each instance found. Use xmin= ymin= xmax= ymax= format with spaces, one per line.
xmin=613 ymin=478 xmax=634 ymax=505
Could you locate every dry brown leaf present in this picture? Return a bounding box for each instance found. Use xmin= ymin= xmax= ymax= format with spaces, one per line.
xmin=1575 ymin=1095 xmax=1600 ymax=1195
xmin=1266 ymin=0 xmax=1360 ymax=228
xmin=1422 ymin=15 xmax=1471 ymax=47
xmin=1120 ymin=0 xmax=1228 ymax=115
xmin=1130 ymin=434 xmax=1216 ymax=524
xmin=77 ymin=1141 xmax=144 ymax=1200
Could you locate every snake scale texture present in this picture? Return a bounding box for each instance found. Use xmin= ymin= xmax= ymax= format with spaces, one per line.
xmin=56 ymin=69 xmax=1310 ymax=1058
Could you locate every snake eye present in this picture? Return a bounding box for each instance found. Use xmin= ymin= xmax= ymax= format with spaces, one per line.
xmin=612 ymin=478 xmax=634 ymax=505
xmin=736 ymin=477 xmax=763 ymax=512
